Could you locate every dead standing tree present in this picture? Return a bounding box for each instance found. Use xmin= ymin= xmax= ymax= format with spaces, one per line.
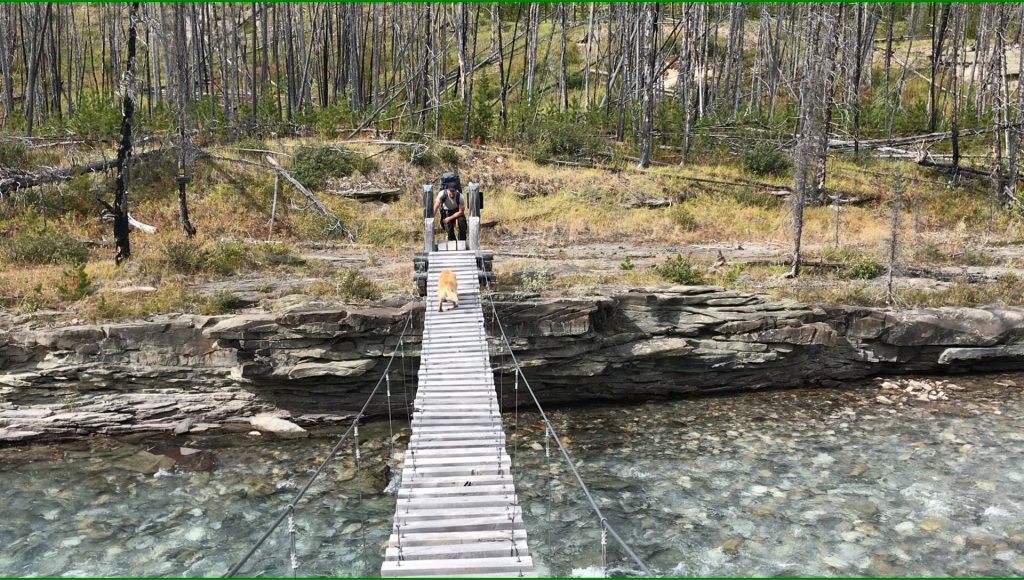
xmin=789 ymin=5 xmax=841 ymax=278
xmin=101 ymin=2 xmax=140 ymax=265
xmin=23 ymin=3 xmax=53 ymax=137
xmin=637 ymin=3 xmax=659 ymax=169
xmin=173 ymin=3 xmax=196 ymax=237
xmin=886 ymin=168 xmax=906 ymax=306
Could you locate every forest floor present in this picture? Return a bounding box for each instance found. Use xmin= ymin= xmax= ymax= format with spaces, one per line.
xmin=3 ymin=135 xmax=1024 ymax=326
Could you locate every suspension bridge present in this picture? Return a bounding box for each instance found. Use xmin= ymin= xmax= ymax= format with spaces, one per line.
xmin=224 ymin=183 xmax=652 ymax=578
xmin=381 ymin=249 xmax=532 ymax=577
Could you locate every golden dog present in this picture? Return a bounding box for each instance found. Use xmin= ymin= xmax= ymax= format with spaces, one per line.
xmin=437 ymin=269 xmax=459 ymax=312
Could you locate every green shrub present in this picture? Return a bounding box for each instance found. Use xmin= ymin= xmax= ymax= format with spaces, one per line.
xmin=290 ymin=145 xmax=363 ymax=190
xmin=740 ymin=142 xmax=791 ymax=177
xmin=69 ymin=93 xmax=120 ymax=140
xmin=200 ymin=291 xmax=243 ymax=314
xmin=153 ymin=239 xmax=261 ymax=276
xmin=336 ymin=268 xmax=382 ymax=301
xmin=56 ymin=262 xmax=93 ymax=301
xmin=730 ymin=188 xmax=784 ymax=209
xmin=669 ymin=204 xmax=698 ymax=230
xmin=308 ymin=268 xmax=381 ymax=302
xmin=0 ymin=225 xmax=89 ymax=266
xmin=314 ymin=102 xmax=355 ymax=137
xmin=892 ymin=97 xmax=930 ymax=136
xmin=822 ymin=246 xmax=885 ymax=280
xmin=204 ymin=240 xmax=257 ymax=275
xmin=498 ymin=270 xmax=552 ymax=293
xmin=619 ymin=256 xmax=635 ymax=271
xmin=155 ymin=239 xmax=206 ymax=275
xmin=655 ymin=254 xmax=706 ymax=285
xmin=531 ymin=121 xmax=602 ymax=164
xmin=139 ymin=100 xmax=175 ymax=134
xmin=18 ymin=283 xmax=44 ymax=312
xmin=847 ymin=256 xmax=886 ymax=280
xmin=438 ymin=146 xmax=460 ymax=166
xmin=520 ymin=271 xmax=553 ymax=293
xmin=0 ymin=140 xmax=30 ymax=169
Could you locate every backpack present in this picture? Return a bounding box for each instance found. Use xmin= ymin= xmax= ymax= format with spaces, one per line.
xmin=440 ymin=171 xmax=462 ymax=193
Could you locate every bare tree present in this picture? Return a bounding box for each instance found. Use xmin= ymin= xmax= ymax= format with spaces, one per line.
xmin=637 ymin=3 xmax=658 ymax=169
xmin=173 ymin=3 xmax=196 ymax=238
xmin=789 ymin=5 xmax=840 ymax=278
xmin=927 ymin=4 xmax=951 ymax=133
xmin=23 ymin=3 xmax=53 ymax=136
xmin=886 ymin=169 xmax=906 ymax=305
xmin=0 ymin=9 xmax=12 ymax=122
xmin=107 ymin=2 xmax=140 ymax=265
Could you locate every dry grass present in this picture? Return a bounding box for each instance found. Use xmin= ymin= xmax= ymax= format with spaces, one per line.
xmin=775 ymin=275 xmax=1024 ymax=309
xmin=1 ymin=135 xmax=1021 ymax=320
xmin=0 ymin=265 xmax=66 ymax=310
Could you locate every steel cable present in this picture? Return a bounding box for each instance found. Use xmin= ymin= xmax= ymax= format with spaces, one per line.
xmin=483 ymin=278 xmax=654 ymax=576
xmin=222 ymin=313 xmax=413 ymax=578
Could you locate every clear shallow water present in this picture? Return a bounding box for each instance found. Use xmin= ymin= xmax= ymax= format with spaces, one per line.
xmin=2 ymin=374 xmax=1024 ymax=577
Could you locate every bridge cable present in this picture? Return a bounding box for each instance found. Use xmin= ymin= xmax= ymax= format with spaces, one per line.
xmin=511 ymin=357 xmax=521 ymax=560
xmin=386 ymin=373 xmax=395 ymax=458
xmin=223 ymin=312 xmax=414 ymax=578
xmin=399 ymin=339 xmax=412 ymax=423
xmin=482 ymin=280 xmax=654 ymax=576
xmin=544 ymin=425 xmax=553 ymax=549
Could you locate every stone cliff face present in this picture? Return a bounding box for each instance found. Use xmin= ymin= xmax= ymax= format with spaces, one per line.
xmin=3 ymin=286 xmax=1024 ymax=442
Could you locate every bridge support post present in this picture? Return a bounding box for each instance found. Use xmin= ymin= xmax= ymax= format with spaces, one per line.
xmin=423 ymin=184 xmax=434 ymax=253
xmin=468 ymin=182 xmax=481 ymax=253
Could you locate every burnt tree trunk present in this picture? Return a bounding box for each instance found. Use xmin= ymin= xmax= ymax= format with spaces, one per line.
xmin=173 ymin=4 xmax=195 ymax=238
xmin=111 ymin=2 xmax=140 ymax=264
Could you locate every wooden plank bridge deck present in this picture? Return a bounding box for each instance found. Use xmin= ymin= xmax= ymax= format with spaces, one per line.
xmin=381 ymin=250 xmax=536 ymax=578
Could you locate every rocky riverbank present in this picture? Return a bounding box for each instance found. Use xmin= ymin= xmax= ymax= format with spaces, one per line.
xmin=3 ymin=286 xmax=1024 ymax=442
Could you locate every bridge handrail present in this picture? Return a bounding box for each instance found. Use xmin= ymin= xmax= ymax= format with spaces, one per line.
xmin=482 ymin=279 xmax=654 ymax=576
xmin=223 ymin=312 xmax=414 ymax=578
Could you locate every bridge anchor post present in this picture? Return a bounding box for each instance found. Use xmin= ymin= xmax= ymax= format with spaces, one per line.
xmin=422 ymin=184 xmax=435 ymax=254
xmin=468 ymin=182 xmax=481 ymax=253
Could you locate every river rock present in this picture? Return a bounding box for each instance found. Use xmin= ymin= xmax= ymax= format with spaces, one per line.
xmin=147 ymin=446 xmax=216 ymax=471
xmin=115 ymin=450 xmax=177 ymax=474
xmin=249 ymin=415 xmax=308 ymax=438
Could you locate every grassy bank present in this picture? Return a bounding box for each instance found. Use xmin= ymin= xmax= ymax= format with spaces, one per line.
xmin=2 ymin=134 xmax=1023 ymax=322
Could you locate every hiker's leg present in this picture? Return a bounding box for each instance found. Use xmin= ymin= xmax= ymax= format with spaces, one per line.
xmin=441 ymin=209 xmax=457 ymax=240
xmin=456 ymin=215 xmax=468 ymax=241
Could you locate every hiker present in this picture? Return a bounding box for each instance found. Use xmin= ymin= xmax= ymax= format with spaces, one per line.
xmin=433 ymin=173 xmax=467 ymax=242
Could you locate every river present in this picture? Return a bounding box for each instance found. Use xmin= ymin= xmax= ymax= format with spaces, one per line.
xmin=1 ymin=373 xmax=1023 ymax=577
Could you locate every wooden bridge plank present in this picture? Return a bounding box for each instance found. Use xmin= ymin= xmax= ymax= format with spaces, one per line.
xmin=381 ymin=556 xmax=534 ymax=578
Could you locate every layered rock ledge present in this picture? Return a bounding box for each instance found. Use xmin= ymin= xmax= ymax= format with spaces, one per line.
xmin=3 ymin=286 xmax=1024 ymax=442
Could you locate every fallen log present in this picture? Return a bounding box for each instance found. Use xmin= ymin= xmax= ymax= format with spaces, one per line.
xmin=265 ymin=156 xmax=354 ymax=241
xmin=230 ymin=147 xmax=291 ymax=158
xmin=914 ymin=152 xmax=1024 ymax=184
xmin=623 ymin=198 xmax=672 ymax=209
xmin=329 ymin=187 xmax=401 ymax=202
xmin=98 ymin=209 xmax=157 ymax=233
xmin=830 ymin=122 xmax=1024 ymax=152
xmin=0 ymin=148 xmax=166 ymax=194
